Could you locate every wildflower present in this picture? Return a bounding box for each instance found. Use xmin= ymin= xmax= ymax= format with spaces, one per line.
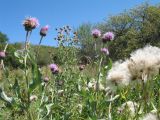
xmin=91 ymin=29 xmax=101 ymax=38
xmin=0 ymin=51 xmax=5 ymax=59
xmin=49 ymin=64 xmax=59 ymax=74
xmin=23 ymin=17 xmax=39 ymax=31
xmin=44 ymin=76 xmax=49 ymax=83
xmin=30 ymin=95 xmax=38 ymax=102
xmin=101 ymin=48 xmax=109 ymax=55
xmin=40 ymin=25 xmax=49 ymax=37
xmin=102 ymin=32 xmax=114 ymax=43
xmin=79 ymin=64 xmax=85 ymax=71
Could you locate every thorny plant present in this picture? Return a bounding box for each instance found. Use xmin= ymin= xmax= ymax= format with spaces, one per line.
xmin=0 ymin=17 xmax=159 ymax=120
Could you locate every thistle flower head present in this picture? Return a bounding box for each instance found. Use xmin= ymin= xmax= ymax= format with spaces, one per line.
xmin=128 ymin=45 xmax=160 ymax=81
xmin=102 ymin=32 xmax=114 ymax=43
xmin=40 ymin=25 xmax=49 ymax=37
xmin=91 ymin=29 xmax=101 ymax=38
xmin=23 ymin=16 xmax=39 ymax=31
xmin=49 ymin=64 xmax=59 ymax=74
xmin=106 ymin=60 xmax=131 ymax=89
xmin=0 ymin=51 xmax=6 ymax=59
xmin=101 ymin=48 xmax=109 ymax=55
xmin=44 ymin=76 xmax=49 ymax=82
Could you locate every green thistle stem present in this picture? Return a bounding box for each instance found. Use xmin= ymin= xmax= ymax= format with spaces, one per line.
xmin=36 ymin=36 xmax=43 ymax=58
xmin=24 ymin=30 xmax=32 ymax=110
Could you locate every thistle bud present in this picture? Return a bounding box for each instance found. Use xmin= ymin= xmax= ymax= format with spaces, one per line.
xmin=40 ymin=25 xmax=49 ymax=37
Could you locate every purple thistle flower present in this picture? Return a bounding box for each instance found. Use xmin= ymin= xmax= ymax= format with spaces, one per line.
xmin=91 ymin=29 xmax=101 ymax=38
xmin=44 ymin=76 xmax=49 ymax=82
xmin=102 ymin=32 xmax=114 ymax=43
xmin=23 ymin=17 xmax=39 ymax=31
xmin=49 ymin=64 xmax=59 ymax=74
xmin=101 ymin=48 xmax=109 ymax=55
xmin=0 ymin=51 xmax=6 ymax=59
xmin=40 ymin=25 xmax=49 ymax=37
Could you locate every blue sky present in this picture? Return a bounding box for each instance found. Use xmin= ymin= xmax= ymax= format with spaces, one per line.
xmin=0 ymin=0 xmax=159 ymax=46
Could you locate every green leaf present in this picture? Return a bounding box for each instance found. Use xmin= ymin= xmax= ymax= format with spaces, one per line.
xmin=105 ymin=58 xmax=112 ymax=72
xmin=0 ymin=88 xmax=13 ymax=104
xmin=29 ymin=62 xmax=42 ymax=93
xmin=14 ymin=50 xmax=25 ymax=64
xmin=12 ymin=78 xmax=21 ymax=99
xmin=45 ymin=103 xmax=54 ymax=116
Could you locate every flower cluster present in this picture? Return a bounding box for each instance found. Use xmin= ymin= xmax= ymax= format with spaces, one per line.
xmin=54 ymin=25 xmax=78 ymax=46
xmin=54 ymin=25 xmax=72 ymax=41
xmin=91 ymin=29 xmax=114 ymax=42
xmin=91 ymin=29 xmax=114 ymax=56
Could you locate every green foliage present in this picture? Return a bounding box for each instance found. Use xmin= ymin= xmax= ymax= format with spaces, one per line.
xmin=29 ymin=56 xmax=42 ymax=93
xmin=0 ymin=32 xmax=8 ymax=44
xmin=34 ymin=45 xmax=55 ymax=66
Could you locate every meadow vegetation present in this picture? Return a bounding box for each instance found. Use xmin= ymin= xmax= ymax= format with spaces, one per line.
xmin=0 ymin=3 xmax=160 ymax=120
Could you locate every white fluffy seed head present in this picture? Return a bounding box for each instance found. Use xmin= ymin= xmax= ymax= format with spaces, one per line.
xmin=106 ymin=60 xmax=132 ymax=89
xmin=117 ymin=101 xmax=139 ymax=117
xmin=140 ymin=113 xmax=158 ymax=120
xmin=129 ymin=45 xmax=160 ymax=81
xmin=106 ymin=45 xmax=160 ymax=88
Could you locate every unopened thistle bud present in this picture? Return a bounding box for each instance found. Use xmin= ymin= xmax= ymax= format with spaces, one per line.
xmin=40 ymin=25 xmax=49 ymax=37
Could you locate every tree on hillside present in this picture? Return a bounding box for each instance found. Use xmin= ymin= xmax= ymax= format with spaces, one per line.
xmin=0 ymin=31 xmax=8 ymax=44
xmin=77 ymin=3 xmax=160 ymax=61
xmin=107 ymin=3 xmax=160 ymax=60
